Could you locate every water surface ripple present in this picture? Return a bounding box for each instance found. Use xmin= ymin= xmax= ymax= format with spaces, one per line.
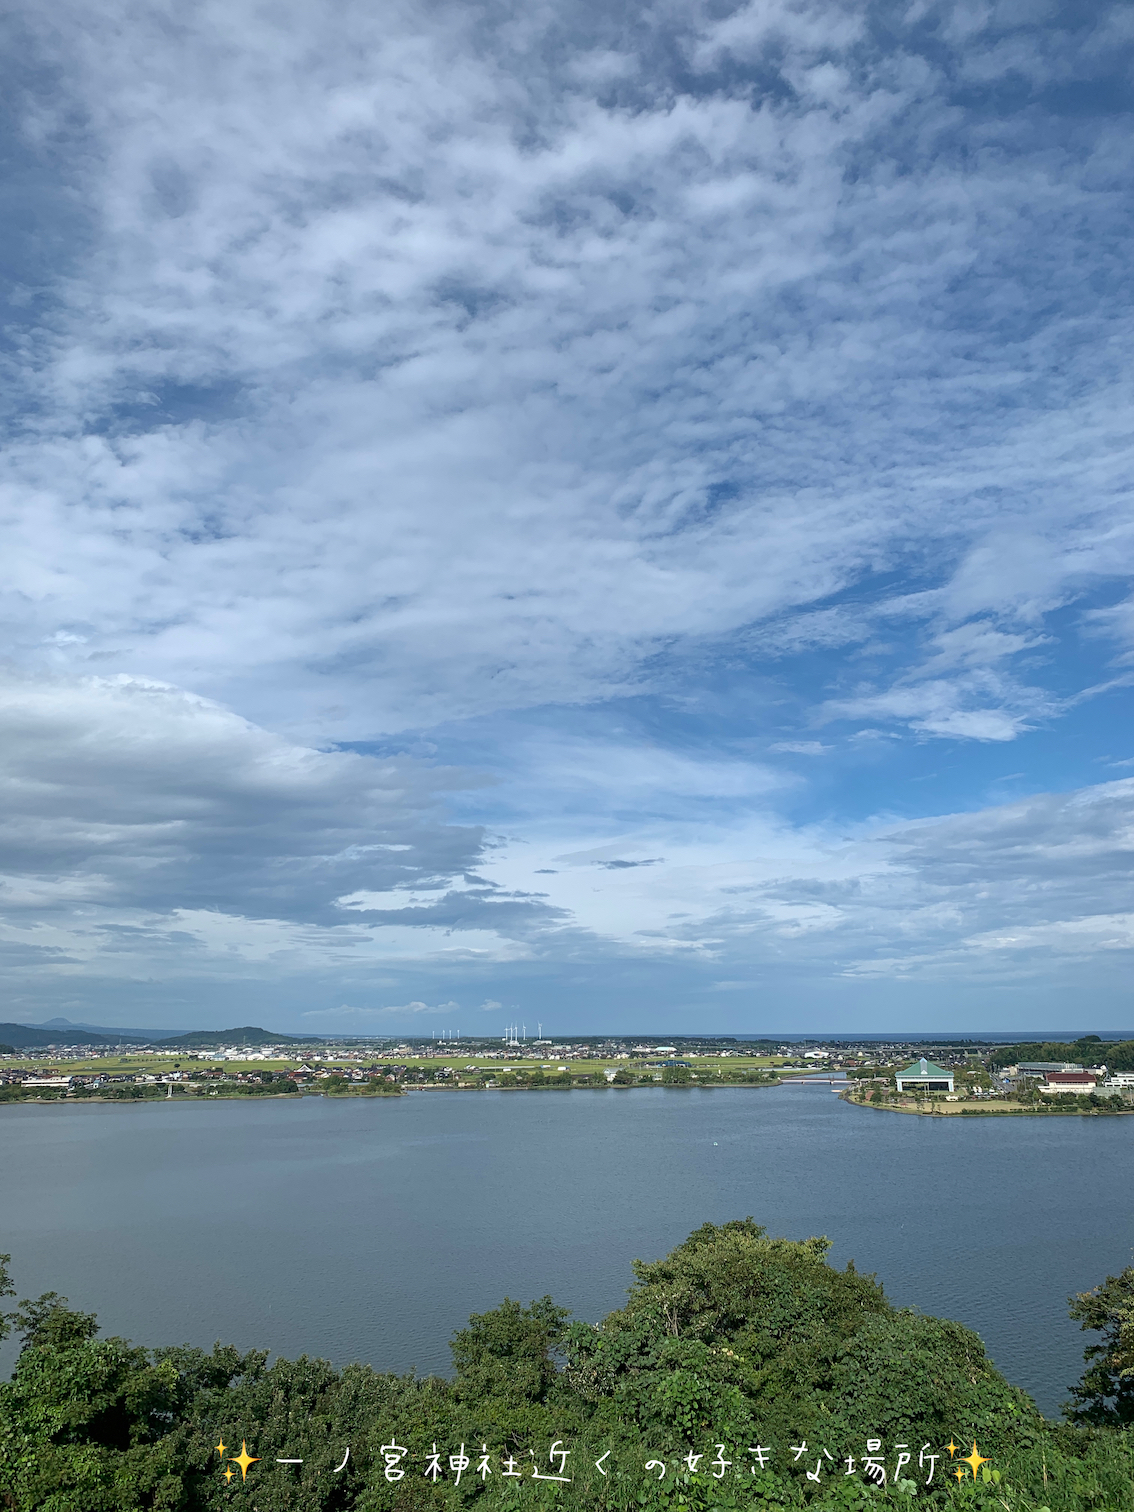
xmin=2 ymin=1086 xmax=1131 ymax=1417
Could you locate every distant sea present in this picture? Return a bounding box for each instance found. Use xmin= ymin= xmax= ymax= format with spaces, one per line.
xmin=731 ymin=1030 xmax=1134 ymax=1042
xmin=1 ymin=1085 xmax=1131 ymax=1418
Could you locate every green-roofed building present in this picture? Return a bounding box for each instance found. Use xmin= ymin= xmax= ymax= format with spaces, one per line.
xmin=895 ymin=1058 xmax=954 ymax=1094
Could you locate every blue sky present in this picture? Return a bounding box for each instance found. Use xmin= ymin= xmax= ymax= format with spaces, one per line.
xmin=1 ymin=0 xmax=1132 ymax=1035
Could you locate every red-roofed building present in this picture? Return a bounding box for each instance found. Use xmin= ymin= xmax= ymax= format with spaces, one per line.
xmin=1040 ymin=1071 xmax=1097 ymax=1094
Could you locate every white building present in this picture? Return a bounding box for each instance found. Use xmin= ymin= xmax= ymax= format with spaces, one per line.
xmin=1014 ymin=1061 xmax=1083 ymax=1076
xmin=895 ymin=1058 xmax=954 ymax=1094
xmin=1040 ymin=1071 xmax=1097 ymax=1095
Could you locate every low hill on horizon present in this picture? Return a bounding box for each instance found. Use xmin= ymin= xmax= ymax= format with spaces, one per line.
xmin=0 ymin=1022 xmax=138 ymax=1048
xmin=16 ymin=1017 xmax=191 ymax=1041
xmin=157 ymin=1025 xmax=315 ymax=1048
xmin=1 ymin=1022 xmax=317 ymax=1050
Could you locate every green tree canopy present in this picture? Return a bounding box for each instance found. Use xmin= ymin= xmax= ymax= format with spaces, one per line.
xmin=1066 ymin=1264 xmax=1134 ymax=1426
xmin=2 ymin=1226 xmax=1133 ymax=1511
xmin=661 ymin=1064 xmax=692 ymax=1084
xmin=451 ymin=1295 xmax=569 ymax=1407
xmin=558 ymin=1220 xmax=1039 ymax=1452
xmin=988 ymin=1037 xmax=1134 ymax=1072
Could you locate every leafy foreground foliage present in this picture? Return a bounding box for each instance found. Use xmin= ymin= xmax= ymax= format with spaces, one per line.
xmin=1066 ymin=1265 xmax=1134 ymax=1427
xmin=1 ymin=1222 xmax=1131 ymax=1512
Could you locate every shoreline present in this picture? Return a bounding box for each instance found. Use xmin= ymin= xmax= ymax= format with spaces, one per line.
xmin=5 ymin=1082 xmax=1131 ymax=1116
xmin=0 ymin=1080 xmax=792 ymax=1106
xmin=842 ymin=1091 xmax=1134 ymax=1118
xmin=14 ymin=1085 xmax=1134 ymax=1116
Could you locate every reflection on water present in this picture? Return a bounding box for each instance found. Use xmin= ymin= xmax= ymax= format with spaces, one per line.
xmin=1 ymin=1086 xmax=1131 ymax=1416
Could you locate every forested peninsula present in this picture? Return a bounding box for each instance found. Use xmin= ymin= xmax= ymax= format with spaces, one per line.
xmin=1 ymin=1220 xmax=1131 ymax=1512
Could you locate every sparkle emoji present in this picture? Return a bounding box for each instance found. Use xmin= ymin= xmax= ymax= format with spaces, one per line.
xmin=215 ymin=1439 xmax=227 ymax=1459
xmin=962 ymin=1443 xmax=990 ymax=1480
xmin=230 ymin=1441 xmax=260 ymax=1481
xmin=223 ymin=1466 xmax=235 ymax=1484
xmin=946 ymin=1441 xmax=957 ymax=1459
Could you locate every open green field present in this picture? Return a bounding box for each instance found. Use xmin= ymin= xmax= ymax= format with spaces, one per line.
xmin=13 ymin=1050 xmax=788 ymax=1078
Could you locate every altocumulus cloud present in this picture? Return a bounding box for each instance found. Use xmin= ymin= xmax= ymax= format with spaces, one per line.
xmin=4 ymin=0 xmax=1133 ymax=742
xmin=0 ymin=0 xmax=1132 ymax=1027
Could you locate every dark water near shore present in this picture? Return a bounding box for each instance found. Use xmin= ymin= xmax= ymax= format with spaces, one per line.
xmin=1 ymin=1086 xmax=1131 ymax=1416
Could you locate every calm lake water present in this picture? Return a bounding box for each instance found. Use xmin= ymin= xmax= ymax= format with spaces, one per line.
xmin=1 ymin=1085 xmax=1131 ymax=1417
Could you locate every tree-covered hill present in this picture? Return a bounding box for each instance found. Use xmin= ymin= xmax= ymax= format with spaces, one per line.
xmin=155 ymin=1026 xmax=312 ymax=1048
xmin=1 ymin=1221 xmax=1131 ymax=1511
xmin=0 ymin=1021 xmax=315 ymax=1050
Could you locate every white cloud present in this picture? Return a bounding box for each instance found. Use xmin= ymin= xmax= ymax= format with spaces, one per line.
xmin=1 ymin=0 xmax=1132 ymax=1024
xmin=0 ymin=670 xmax=551 ymax=988
xmin=0 ymin=668 xmax=483 ymax=916
xmin=482 ymin=773 xmax=1134 ymax=984
xmin=966 ymin=915 xmax=1134 ymax=956
xmin=0 ymin=662 xmax=1131 ymax=1017
xmin=303 ymin=1000 xmax=460 ymax=1018
xmin=819 ymin=672 xmax=1054 ymax=742
xmin=0 ymin=0 xmax=1129 ymax=749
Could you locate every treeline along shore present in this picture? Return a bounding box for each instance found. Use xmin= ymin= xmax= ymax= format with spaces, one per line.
xmin=0 ymin=1061 xmax=779 ymax=1102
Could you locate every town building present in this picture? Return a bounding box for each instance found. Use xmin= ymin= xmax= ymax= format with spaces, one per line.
xmin=1040 ymin=1071 xmax=1097 ymax=1095
xmin=895 ymin=1058 xmax=954 ymax=1094
xmin=1014 ymin=1061 xmax=1083 ymax=1075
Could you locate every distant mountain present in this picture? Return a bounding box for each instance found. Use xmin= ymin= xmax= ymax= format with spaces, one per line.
xmin=20 ymin=1017 xmax=191 ymax=1041
xmin=157 ymin=1025 xmax=315 ymax=1048
xmin=0 ymin=1022 xmax=128 ymax=1048
xmin=1 ymin=1021 xmax=317 ymax=1050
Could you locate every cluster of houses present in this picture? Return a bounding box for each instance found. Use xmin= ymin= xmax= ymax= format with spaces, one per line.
xmin=1006 ymin=1061 xmax=1134 ymax=1095
xmin=891 ymin=1057 xmax=1134 ymax=1098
